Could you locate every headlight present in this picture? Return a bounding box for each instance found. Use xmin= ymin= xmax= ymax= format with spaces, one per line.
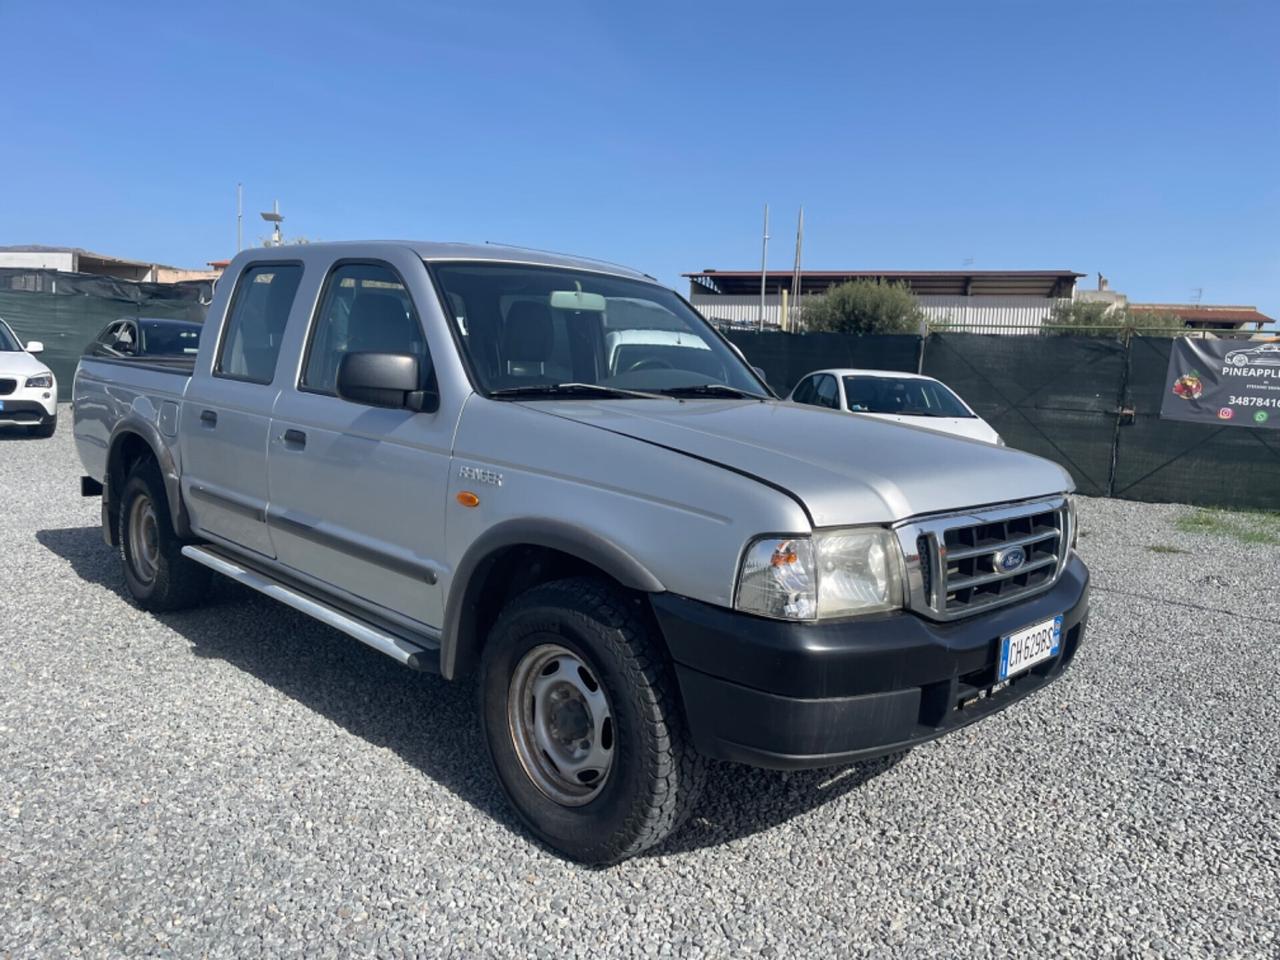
xmin=25 ymin=374 xmax=54 ymax=389
xmin=735 ymin=537 xmax=816 ymax=620
xmin=735 ymin=528 xmax=903 ymax=621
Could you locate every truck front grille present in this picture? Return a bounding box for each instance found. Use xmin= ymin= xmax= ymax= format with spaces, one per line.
xmin=897 ymin=497 xmax=1070 ymax=621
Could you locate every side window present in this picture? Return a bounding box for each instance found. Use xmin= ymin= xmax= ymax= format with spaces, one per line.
xmin=814 ymin=374 xmax=840 ymax=409
xmin=113 ymin=323 xmax=137 ymax=355
xmin=90 ymin=322 xmax=121 ymax=355
xmin=215 ymin=264 xmax=303 ymax=384
xmin=792 ymin=376 xmax=817 ymax=405
xmin=301 ymin=262 xmax=429 ymax=396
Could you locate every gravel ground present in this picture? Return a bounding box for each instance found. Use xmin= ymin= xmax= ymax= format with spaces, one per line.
xmin=2 ymin=410 xmax=1277 ymax=959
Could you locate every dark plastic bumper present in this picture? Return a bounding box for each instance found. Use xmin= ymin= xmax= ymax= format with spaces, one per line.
xmin=0 ymin=400 xmax=51 ymax=424
xmin=652 ymin=554 xmax=1090 ymax=770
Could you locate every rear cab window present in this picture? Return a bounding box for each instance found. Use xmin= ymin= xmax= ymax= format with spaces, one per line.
xmin=215 ymin=264 xmax=304 ymax=384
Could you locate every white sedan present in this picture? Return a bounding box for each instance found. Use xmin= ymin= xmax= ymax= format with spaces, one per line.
xmin=788 ymin=367 xmax=1003 ymax=445
xmin=0 ymin=318 xmax=58 ymax=437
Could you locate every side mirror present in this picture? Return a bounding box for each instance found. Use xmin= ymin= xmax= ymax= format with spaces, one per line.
xmin=337 ymin=352 xmax=438 ymax=412
xmin=752 ymin=366 xmax=768 ymax=383
xmin=26 ymin=341 xmax=44 ymax=354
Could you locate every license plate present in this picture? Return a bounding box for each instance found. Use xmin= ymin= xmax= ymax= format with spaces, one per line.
xmin=999 ymin=615 xmax=1062 ymax=680
xmin=0 ymin=400 xmax=5 ymax=411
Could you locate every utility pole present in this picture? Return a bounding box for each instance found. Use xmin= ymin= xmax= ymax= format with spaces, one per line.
xmin=791 ymin=207 xmax=804 ymax=330
xmin=236 ymin=183 xmax=243 ymax=252
xmin=758 ymin=203 xmax=770 ymax=332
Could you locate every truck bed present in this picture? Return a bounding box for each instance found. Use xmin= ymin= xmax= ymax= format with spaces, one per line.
xmin=72 ymin=355 xmax=192 ymax=484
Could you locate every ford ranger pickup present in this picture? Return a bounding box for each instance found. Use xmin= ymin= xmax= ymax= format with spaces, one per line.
xmin=72 ymin=241 xmax=1090 ymax=864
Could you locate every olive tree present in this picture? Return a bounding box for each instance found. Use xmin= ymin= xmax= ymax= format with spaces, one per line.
xmin=1047 ymin=301 xmax=1185 ymax=337
xmin=801 ymin=280 xmax=925 ymax=334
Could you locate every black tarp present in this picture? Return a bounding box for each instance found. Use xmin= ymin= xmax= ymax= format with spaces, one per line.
xmin=725 ymin=331 xmax=921 ymax=394
xmin=922 ymin=333 xmax=1125 ymax=497
xmin=0 ymin=269 xmax=211 ymax=400
xmin=1113 ymin=336 xmax=1280 ymax=510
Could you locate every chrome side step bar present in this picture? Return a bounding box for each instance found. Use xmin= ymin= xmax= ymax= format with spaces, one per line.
xmin=181 ymin=545 xmax=440 ymax=672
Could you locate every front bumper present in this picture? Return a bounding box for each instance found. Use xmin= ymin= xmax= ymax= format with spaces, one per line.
xmin=0 ymin=376 xmax=58 ymax=425
xmin=652 ymin=553 xmax=1089 ymax=770
xmin=0 ymin=393 xmax=57 ymax=426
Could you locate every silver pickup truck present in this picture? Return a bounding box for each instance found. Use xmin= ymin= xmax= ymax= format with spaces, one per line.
xmin=73 ymin=241 xmax=1090 ymax=864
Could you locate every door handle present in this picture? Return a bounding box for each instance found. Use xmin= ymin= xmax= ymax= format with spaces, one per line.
xmin=199 ymin=409 xmax=217 ymax=426
xmin=282 ymin=428 xmax=307 ymax=448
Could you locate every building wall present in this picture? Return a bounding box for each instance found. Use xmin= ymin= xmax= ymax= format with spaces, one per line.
xmin=153 ymin=266 xmax=221 ymax=283
xmin=0 ymin=251 xmax=76 ymax=271
xmin=690 ymin=293 xmax=1067 ymax=333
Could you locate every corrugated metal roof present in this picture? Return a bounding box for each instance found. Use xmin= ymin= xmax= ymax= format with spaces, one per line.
xmin=685 ymin=269 xmax=1083 ymax=298
xmin=1129 ymin=304 xmax=1273 ymax=325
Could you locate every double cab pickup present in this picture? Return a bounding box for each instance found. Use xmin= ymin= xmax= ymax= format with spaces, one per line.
xmin=74 ymin=242 xmax=1089 ymax=863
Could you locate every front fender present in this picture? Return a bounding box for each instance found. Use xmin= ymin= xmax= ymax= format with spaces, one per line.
xmin=440 ymin=518 xmax=665 ymax=679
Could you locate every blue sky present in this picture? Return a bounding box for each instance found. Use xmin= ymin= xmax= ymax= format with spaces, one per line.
xmin=3 ymin=0 xmax=1276 ymax=314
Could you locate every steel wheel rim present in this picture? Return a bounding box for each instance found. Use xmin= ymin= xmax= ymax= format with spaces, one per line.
xmin=127 ymin=494 xmax=160 ymax=585
xmin=507 ymin=643 xmax=614 ymax=807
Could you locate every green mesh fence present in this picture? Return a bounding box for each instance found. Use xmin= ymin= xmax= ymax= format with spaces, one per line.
xmin=725 ymin=331 xmax=921 ymax=394
xmin=729 ymin=328 xmax=1280 ymax=510
xmin=0 ymin=269 xmax=209 ymax=400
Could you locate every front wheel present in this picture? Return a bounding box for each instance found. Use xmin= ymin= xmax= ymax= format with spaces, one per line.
xmin=479 ymin=577 xmax=705 ymax=864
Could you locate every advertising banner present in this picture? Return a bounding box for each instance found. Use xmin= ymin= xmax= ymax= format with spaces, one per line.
xmin=1160 ymin=336 xmax=1280 ymax=429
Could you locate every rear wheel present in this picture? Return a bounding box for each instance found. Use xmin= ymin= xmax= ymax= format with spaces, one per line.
xmin=479 ymin=577 xmax=705 ymax=864
xmin=118 ymin=459 xmax=211 ymax=611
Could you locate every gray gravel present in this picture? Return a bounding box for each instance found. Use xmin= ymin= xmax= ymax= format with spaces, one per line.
xmin=2 ymin=410 xmax=1277 ymax=958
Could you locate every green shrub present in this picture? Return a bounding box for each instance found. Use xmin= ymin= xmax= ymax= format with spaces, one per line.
xmin=801 ymin=280 xmax=924 ymax=334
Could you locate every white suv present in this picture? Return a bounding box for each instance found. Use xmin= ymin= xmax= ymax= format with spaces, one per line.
xmin=0 ymin=318 xmax=58 ymax=437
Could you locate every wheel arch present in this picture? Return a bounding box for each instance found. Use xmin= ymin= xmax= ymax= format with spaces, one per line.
xmin=104 ymin=422 xmax=190 ymax=546
xmin=441 ymin=519 xmax=665 ymax=679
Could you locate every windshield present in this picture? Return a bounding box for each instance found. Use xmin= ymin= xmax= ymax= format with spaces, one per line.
xmin=429 ymin=262 xmax=768 ymax=397
xmin=0 ymin=322 xmax=21 ymax=352
xmin=842 ymin=375 xmax=973 ymax=418
xmin=139 ymin=319 xmax=202 ymax=356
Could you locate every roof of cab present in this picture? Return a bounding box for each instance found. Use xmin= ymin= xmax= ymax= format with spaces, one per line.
xmin=255 ymin=240 xmax=653 ymax=282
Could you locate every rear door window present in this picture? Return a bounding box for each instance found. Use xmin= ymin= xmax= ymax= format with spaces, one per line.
xmin=215 ymin=264 xmax=303 ymax=384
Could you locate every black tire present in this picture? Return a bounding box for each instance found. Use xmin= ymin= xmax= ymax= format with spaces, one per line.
xmin=30 ymin=414 xmax=56 ymax=438
xmin=479 ymin=577 xmax=705 ymax=864
xmin=118 ymin=459 xmax=211 ymax=611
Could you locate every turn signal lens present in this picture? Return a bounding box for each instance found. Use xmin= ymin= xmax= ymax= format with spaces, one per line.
xmin=456 ymin=491 xmax=480 ymax=508
xmin=736 ymin=537 xmax=816 ymax=620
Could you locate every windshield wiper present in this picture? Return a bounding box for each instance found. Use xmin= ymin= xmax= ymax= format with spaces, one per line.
xmin=489 ymin=382 xmax=664 ymax=401
xmin=656 ymin=383 xmax=768 ymax=399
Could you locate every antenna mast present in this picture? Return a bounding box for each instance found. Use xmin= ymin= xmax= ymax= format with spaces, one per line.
xmin=791 ymin=207 xmax=804 ymax=330
xmin=758 ymin=203 xmax=770 ymax=331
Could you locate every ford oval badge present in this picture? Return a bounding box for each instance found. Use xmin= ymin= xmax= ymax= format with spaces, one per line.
xmin=995 ymin=546 xmax=1026 ymax=572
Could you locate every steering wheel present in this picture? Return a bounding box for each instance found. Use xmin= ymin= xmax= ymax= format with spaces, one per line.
xmin=625 ymin=358 xmax=675 ymax=373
